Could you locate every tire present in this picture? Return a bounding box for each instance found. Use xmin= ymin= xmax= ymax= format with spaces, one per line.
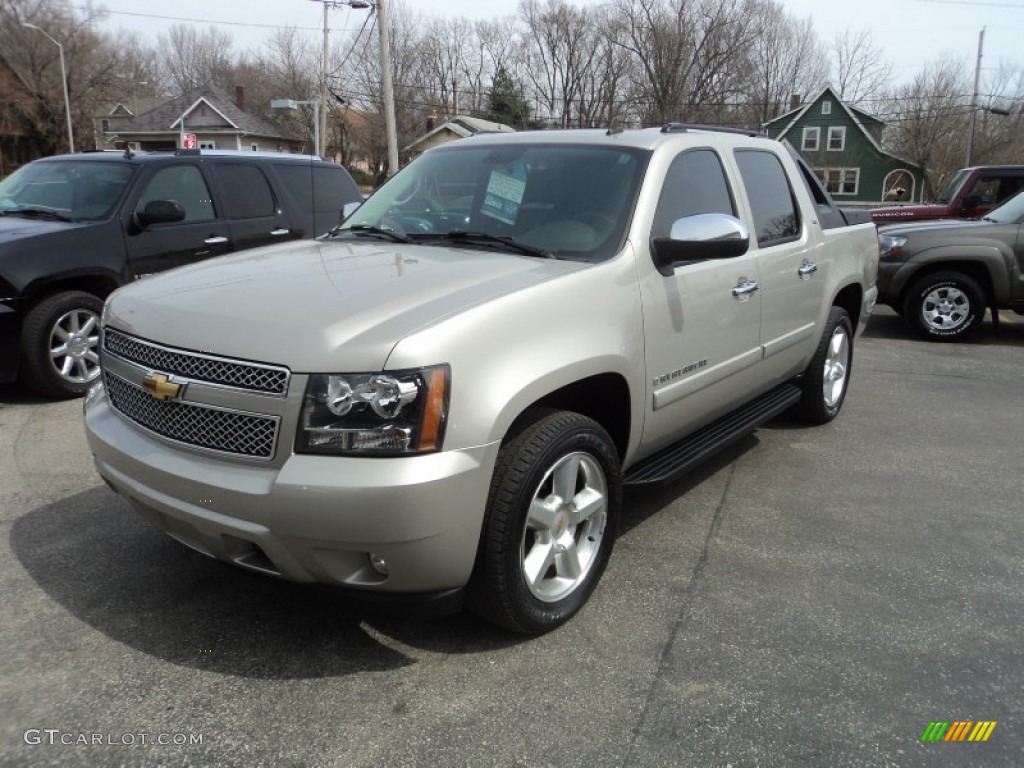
xmin=20 ymin=291 xmax=104 ymax=399
xmin=902 ymin=271 xmax=984 ymax=342
xmin=794 ymin=306 xmax=853 ymax=424
xmin=469 ymin=409 xmax=622 ymax=634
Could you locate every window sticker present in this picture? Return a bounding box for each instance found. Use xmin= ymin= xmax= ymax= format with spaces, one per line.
xmin=481 ymin=164 xmax=527 ymax=225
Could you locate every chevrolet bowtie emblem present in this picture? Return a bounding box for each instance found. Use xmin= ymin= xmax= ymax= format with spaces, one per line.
xmin=142 ymin=373 xmax=182 ymax=401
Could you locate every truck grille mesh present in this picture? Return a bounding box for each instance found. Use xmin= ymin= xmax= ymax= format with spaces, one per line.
xmin=103 ymin=371 xmax=278 ymax=459
xmin=103 ymin=329 xmax=289 ymax=395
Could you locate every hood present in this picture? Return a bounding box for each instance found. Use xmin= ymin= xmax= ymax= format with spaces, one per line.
xmin=0 ymin=215 xmax=84 ymax=241
xmin=878 ymin=218 xmax=991 ymax=238
xmin=104 ymin=238 xmax=588 ymax=372
xmin=871 ymin=204 xmax=951 ymax=222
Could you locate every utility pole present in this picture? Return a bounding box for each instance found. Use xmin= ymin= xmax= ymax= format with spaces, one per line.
xmin=320 ymin=1 xmax=329 ymax=158
xmin=377 ymin=0 xmax=399 ymax=177
xmin=966 ymin=27 xmax=985 ymax=167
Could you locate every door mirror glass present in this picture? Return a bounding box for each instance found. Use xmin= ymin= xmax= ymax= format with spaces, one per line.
xmin=134 ymin=199 xmax=187 ymax=228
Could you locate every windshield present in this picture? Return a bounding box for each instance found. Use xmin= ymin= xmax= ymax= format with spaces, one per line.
xmin=0 ymin=160 xmax=135 ymax=221
xmin=981 ymin=189 xmax=1024 ymax=223
xmin=339 ymin=142 xmax=649 ymax=261
xmin=934 ymin=169 xmax=970 ymax=204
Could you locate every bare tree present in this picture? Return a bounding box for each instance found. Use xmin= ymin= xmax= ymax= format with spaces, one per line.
xmin=832 ymin=28 xmax=893 ymax=105
xmin=744 ymin=2 xmax=827 ymax=124
xmin=158 ymin=24 xmax=235 ymax=95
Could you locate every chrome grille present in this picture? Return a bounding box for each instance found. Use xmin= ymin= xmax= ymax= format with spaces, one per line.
xmin=103 ymin=329 xmax=289 ymax=395
xmin=103 ymin=371 xmax=278 ymax=459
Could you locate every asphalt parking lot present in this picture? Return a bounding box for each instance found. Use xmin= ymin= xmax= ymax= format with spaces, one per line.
xmin=2 ymin=308 xmax=1022 ymax=768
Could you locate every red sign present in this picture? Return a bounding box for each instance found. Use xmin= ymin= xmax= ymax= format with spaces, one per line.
xmin=183 ymin=133 xmax=197 ymax=149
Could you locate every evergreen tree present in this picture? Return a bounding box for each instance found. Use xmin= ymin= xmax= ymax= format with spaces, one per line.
xmin=487 ymin=67 xmax=531 ymax=129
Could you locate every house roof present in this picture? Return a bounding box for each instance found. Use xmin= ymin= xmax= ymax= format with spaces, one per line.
xmin=403 ymin=115 xmax=516 ymax=152
xmin=763 ymin=84 xmax=919 ymax=169
xmin=112 ymin=87 xmax=297 ymax=140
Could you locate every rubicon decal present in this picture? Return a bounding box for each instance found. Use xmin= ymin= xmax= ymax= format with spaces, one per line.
xmin=920 ymin=721 xmax=997 ymax=742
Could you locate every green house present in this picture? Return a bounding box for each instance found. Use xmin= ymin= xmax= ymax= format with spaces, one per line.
xmin=764 ymin=85 xmax=924 ymax=205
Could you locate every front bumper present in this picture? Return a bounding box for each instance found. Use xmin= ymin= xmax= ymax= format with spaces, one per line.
xmin=85 ymin=382 xmax=501 ymax=594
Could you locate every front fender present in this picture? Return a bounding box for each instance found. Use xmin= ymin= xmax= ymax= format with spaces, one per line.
xmin=886 ymin=245 xmax=1010 ymax=304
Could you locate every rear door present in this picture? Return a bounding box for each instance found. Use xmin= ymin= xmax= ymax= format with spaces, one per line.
xmin=124 ymin=162 xmax=233 ymax=277
xmin=732 ymin=148 xmax=823 ymax=380
xmin=209 ymin=162 xmax=294 ymax=250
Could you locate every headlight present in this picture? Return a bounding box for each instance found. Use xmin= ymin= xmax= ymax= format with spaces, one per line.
xmin=296 ymin=365 xmax=449 ymax=455
xmin=878 ymin=234 xmax=908 ymax=261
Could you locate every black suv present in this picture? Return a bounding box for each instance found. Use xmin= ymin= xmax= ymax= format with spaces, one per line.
xmin=0 ymin=149 xmax=361 ymax=397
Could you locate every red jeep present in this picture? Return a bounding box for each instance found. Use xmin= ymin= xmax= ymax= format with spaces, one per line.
xmin=872 ymin=165 xmax=1024 ymax=225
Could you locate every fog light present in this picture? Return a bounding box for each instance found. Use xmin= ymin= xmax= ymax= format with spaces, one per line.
xmin=368 ymin=553 xmax=389 ymax=576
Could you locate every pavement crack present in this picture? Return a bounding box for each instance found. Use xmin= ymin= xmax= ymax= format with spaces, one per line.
xmin=622 ymin=459 xmax=739 ymax=766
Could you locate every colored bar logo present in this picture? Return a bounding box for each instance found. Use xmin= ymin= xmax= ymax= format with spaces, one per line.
xmin=921 ymin=721 xmax=997 ymax=742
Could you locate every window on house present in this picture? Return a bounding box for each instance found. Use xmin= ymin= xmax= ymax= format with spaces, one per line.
xmin=821 ymin=101 xmax=832 ymax=115
xmin=199 ymin=141 xmax=216 ymax=150
xmin=802 ymin=127 xmax=820 ymax=152
xmin=251 ymin=143 xmax=259 ymax=151
xmin=827 ymin=126 xmax=846 ymax=151
xmin=100 ymin=119 xmax=110 ymax=133
xmin=815 ymin=168 xmax=860 ymax=196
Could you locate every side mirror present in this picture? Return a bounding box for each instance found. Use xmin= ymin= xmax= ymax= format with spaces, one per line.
xmin=133 ymin=199 xmax=186 ymax=228
xmin=651 ymin=213 xmax=750 ymax=276
xmin=341 ymin=201 xmax=362 ymax=223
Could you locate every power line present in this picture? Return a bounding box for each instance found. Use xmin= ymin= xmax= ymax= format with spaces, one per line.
xmin=53 ymin=2 xmax=359 ymax=33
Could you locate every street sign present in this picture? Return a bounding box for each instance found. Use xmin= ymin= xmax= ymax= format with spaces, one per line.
xmin=183 ymin=133 xmax=197 ymax=149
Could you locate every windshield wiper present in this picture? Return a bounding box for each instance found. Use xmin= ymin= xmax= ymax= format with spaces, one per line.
xmin=4 ymin=205 xmax=74 ymax=223
xmin=418 ymin=231 xmax=554 ymax=259
xmin=335 ymin=224 xmax=416 ymax=244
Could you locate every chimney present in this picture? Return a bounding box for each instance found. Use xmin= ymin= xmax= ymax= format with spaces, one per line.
xmin=426 ymin=113 xmax=436 ymax=132
xmin=235 ymin=85 xmax=246 ymax=111
xmin=789 ymin=94 xmax=801 ymax=111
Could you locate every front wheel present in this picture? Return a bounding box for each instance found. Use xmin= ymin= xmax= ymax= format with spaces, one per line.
xmin=903 ymin=271 xmax=984 ymax=341
xmin=20 ymin=291 xmax=104 ymax=398
xmin=469 ymin=409 xmax=622 ymax=634
xmin=794 ymin=306 xmax=853 ymax=424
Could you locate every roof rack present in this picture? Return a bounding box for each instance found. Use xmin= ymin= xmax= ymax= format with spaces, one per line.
xmin=660 ymin=122 xmax=766 ymax=138
xmin=174 ymin=148 xmax=202 ymax=156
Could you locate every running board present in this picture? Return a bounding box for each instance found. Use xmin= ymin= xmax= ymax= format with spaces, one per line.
xmin=624 ymin=383 xmax=802 ymax=485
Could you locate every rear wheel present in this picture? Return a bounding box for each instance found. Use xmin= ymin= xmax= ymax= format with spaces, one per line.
xmin=795 ymin=306 xmax=853 ymax=424
xmin=20 ymin=291 xmax=104 ymax=398
xmin=903 ymin=271 xmax=984 ymax=341
xmin=469 ymin=409 xmax=621 ymax=634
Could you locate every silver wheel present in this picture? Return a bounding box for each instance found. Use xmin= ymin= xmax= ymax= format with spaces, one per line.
xmin=520 ymin=451 xmax=608 ymax=603
xmin=49 ymin=308 xmax=101 ymax=384
xmin=822 ymin=325 xmax=850 ymax=409
xmin=921 ymin=285 xmax=970 ymax=332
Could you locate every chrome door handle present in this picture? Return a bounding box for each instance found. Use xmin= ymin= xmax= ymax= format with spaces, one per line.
xmin=731 ymin=278 xmax=759 ymax=300
xmin=204 ymin=236 xmax=229 ymax=244
xmin=270 ymin=228 xmax=290 ymax=236
xmin=798 ymin=260 xmax=818 ymax=279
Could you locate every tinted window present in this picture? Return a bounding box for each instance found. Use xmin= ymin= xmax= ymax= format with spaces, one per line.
xmin=652 ymin=149 xmax=735 ymax=239
xmin=734 ymin=150 xmax=800 ymax=246
xmin=212 ymin=164 xmax=276 ymax=218
xmin=0 ymin=160 xmax=135 ymax=221
xmin=138 ymin=165 xmax=215 ymax=222
xmin=274 ymin=163 xmax=360 ymax=214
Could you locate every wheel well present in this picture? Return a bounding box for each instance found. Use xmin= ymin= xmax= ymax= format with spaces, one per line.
xmin=832 ymin=283 xmax=863 ymax=329
xmin=513 ymin=373 xmax=631 ymax=461
xmin=898 ymin=261 xmax=994 ymax=307
xmin=30 ymin=276 xmax=120 ymax=306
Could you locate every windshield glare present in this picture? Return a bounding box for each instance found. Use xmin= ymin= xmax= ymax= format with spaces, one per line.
xmin=343 ymin=143 xmax=648 ymax=261
xmin=982 ymin=189 xmax=1024 ymax=223
xmin=0 ymin=160 xmax=135 ymax=221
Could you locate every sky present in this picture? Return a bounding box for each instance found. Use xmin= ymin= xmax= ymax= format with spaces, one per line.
xmin=91 ymin=0 xmax=1024 ymax=87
